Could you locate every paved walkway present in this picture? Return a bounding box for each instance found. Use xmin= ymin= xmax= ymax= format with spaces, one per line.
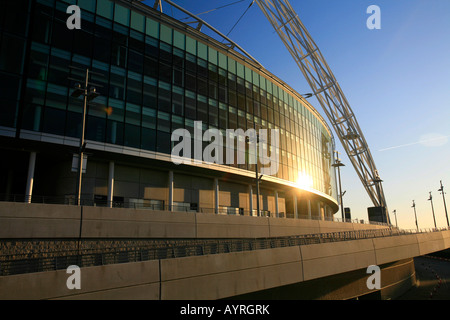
xmin=397 ymin=256 xmax=450 ymax=300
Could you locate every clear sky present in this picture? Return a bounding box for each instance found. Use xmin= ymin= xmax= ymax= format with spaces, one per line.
xmin=148 ymin=0 xmax=450 ymax=230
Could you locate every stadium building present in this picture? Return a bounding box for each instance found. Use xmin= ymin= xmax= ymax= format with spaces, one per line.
xmin=0 ymin=0 xmax=339 ymax=219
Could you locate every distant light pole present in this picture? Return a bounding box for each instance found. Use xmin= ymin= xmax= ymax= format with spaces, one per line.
xmin=412 ymin=200 xmax=419 ymax=231
xmin=393 ymin=209 xmax=398 ymax=229
xmin=438 ymin=180 xmax=449 ymax=228
xmin=332 ymin=151 xmax=345 ymax=222
xmin=428 ymin=192 xmax=437 ymax=229
xmin=70 ymin=67 xmax=100 ymax=206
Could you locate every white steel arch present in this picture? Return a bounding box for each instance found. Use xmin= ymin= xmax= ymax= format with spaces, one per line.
xmin=255 ymin=0 xmax=389 ymax=222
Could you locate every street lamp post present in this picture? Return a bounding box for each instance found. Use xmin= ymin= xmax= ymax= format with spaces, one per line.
xmin=70 ymin=67 xmax=100 ymax=206
xmin=412 ymin=200 xmax=418 ymax=231
xmin=393 ymin=209 xmax=398 ymax=229
xmin=438 ymin=180 xmax=449 ymax=228
xmin=428 ymin=192 xmax=437 ymax=230
xmin=332 ymin=151 xmax=345 ymax=222
xmin=247 ymin=127 xmax=262 ymax=217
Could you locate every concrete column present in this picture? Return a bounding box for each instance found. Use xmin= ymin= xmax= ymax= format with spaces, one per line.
xmin=307 ymin=199 xmax=312 ymax=220
xmin=248 ymin=184 xmax=253 ymax=216
xmin=214 ymin=178 xmax=219 ymax=214
xmin=318 ymin=201 xmax=323 ymax=220
xmin=25 ymin=152 xmax=36 ymax=203
xmin=293 ymin=192 xmax=298 ymax=219
xmin=107 ymin=161 xmax=114 ymax=208
xmin=168 ymin=171 xmax=173 ymax=212
xmin=274 ymin=190 xmax=279 ymax=218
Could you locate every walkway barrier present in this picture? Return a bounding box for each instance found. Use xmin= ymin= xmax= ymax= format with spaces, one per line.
xmin=0 ymin=193 xmax=391 ymax=227
xmin=1 ymin=227 xmax=448 ymax=277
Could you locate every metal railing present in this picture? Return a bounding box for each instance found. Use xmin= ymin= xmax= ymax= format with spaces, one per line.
xmin=1 ymin=227 xmax=448 ymax=277
xmin=0 ymin=193 xmax=391 ymax=227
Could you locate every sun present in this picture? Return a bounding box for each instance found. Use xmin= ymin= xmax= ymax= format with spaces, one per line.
xmin=296 ymin=172 xmax=313 ymax=189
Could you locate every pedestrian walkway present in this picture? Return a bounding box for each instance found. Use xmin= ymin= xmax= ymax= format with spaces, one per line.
xmin=397 ymin=256 xmax=450 ymax=300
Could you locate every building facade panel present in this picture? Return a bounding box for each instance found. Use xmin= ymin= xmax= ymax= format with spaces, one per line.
xmin=0 ymin=0 xmax=338 ymax=218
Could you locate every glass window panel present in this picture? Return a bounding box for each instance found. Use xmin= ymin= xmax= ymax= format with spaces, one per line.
xmin=0 ymin=98 xmax=17 ymax=128
xmin=197 ymin=77 xmax=207 ymax=96
xmin=108 ymin=98 xmax=125 ymax=121
xmin=208 ymin=63 xmax=218 ymax=82
xmin=208 ymin=47 xmax=217 ymax=65
xmin=185 ymin=90 xmax=196 ymax=119
xmin=172 ymin=86 xmax=184 ymax=116
xmin=31 ymin=4 xmax=53 ymax=44
xmin=146 ymin=17 xmax=159 ymax=38
xmin=114 ymin=3 xmax=130 ymax=26
xmin=244 ymin=67 xmax=252 ymax=83
xmin=218 ymin=52 xmax=227 ymax=70
xmin=252 ymin=70 xmax=260 ymax=87
xmin=128 ymin=50 xmax=144 ymax=74
xmin=228 ymin=73 xmax=236 ymax=91
xmin=25 ymin=79 xmax=46 ymax=106
xmin=107 ymin=120 xmax=123 ymax=145
xmin=186 ymin=36 xmax=196 ymax=55
xmin=28 ymin=43 xmax=49 ymax=81
xmin=236 ymin=63 xmax=244 ymax=79
xmin=208 ymin=80 xmax=217 ymax=100
xmin=0 ymin=35 xmax=25 ymax=74
xmin=227 ymin=56 xmax=236 ymax=74
xmin=42 ymin=107 xmax=66 ymax=135
xmin=157 ymin=111 xmax=170 ymax=133
xmin=197 ymin=42 xmax=207 ymax=60
xmin=144 ymin=56 xmax=158 ymax=78
xmin=125 ymin=102 xmax=141 ymax=125
xmin=143 ymin=76 xmax=157 ymax=108
xmin=159 ymin=62 xmax=172 ymax=83
xmin=97 ymin=0 xmax=114 ymax=19
xmin=129 ymin=30 xmax=145 ymax=52
xmin=86 ymin=115 xmax=106 ymax=142
xmin=218 ymin=85 xmax=227 ymax=103
xmin=124 ymin=123 xmax=140 ymax=148
xmin=173 ymin=30 xmax=185 ymax=50
xmin=78 ymin=0 xmax=96 ymax=12
xmin=158 ymin=81 xmax=171 ymax=112
xmin=197 ymin=58 xmax=208 ymax=78
xmin=142 ymin=107 xmax=156 ymax=129
xmin=109 ymin=70 xmax=126 ymax=100
xmin=130 ymin=10 xmax=145 ymax=32
xmin=22 ymin=103 xmax=43 ymax=132
xmin=156 ymin=131 xmax=171 ymax=154
xmin=218 ymin=68 xmax=227 ymax=86
xmin=141 ymin=127 xmax=156 ymax=151
xmin=46 ymin=83 xmax=68 ymax=110
xmin=208 ymin=99 xmax=218 ymax=127
xmin=159 ymin=42 xmax=172 ymax=63
xmin=185 ymin=72 xmax=196 ymax=92
xmin=111 ymin=42 xmax=127 ymax=68
xmin=185 ymin=53 xmax=196 ymax=72
xmin=160 ymin=24 xmax=173 ymax=44
xmin=173 ymin=67 xmax=184 ymax=87
xmin=172 ymin=114 xmax=184 ymax=130
xmin=197 ymin=94 xmax=208 ymax=122
xmin=173 ymin=48 xmax=185 ymax=68
xmin=48 ymin=55 xmax=70 ymax=87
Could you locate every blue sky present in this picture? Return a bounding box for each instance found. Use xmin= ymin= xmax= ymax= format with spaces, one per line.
xmin=150 ymin=0 xmax=450 ymax=230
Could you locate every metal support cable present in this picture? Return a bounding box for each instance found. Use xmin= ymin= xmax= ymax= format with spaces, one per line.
xmin=225 ymin=0 xmax=256 ymax=37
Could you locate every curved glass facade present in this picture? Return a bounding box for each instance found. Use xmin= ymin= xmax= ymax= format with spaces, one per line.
xmin=0 ymin=0 xmax=336 ymax=201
